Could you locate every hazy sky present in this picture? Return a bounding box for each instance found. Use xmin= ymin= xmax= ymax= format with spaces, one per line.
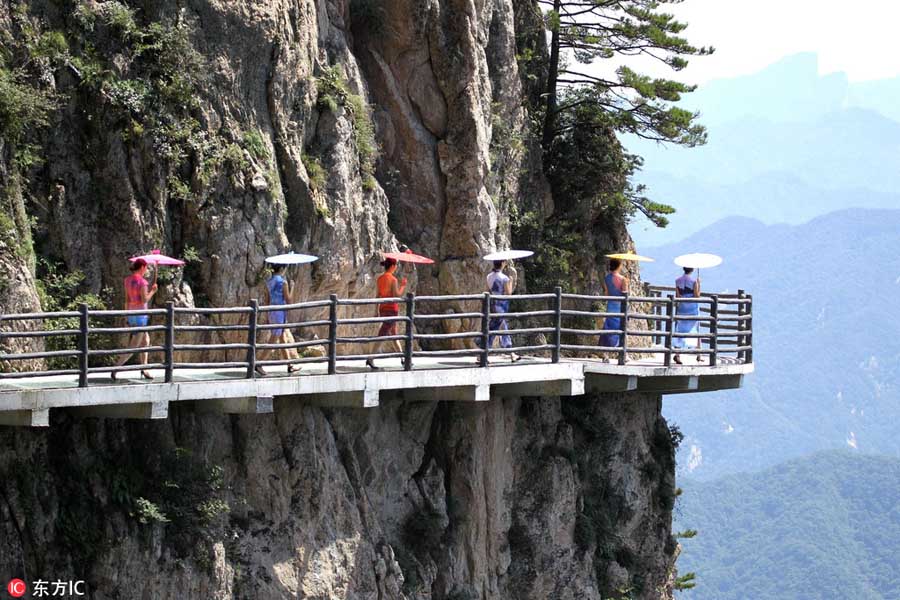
xmin=664 ymin=0 xmax=900 ymax=83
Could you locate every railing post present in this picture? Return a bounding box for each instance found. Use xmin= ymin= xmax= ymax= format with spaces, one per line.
xmin=78 ymin=303 xmax=89 ymax=388
xmin=404 ymin=293 xmax=415 ymax=371
xmin=737 ymin=289 xmax=746 ymax=363
xmin=552 ymin=286 xmax=562 ymax=363
xmin=246 ymin=299 xmax=258 ymax=379
xmin=745 ymin=293 xmax=753 ymax=364
xmin=480 ymin=292 xmax=491 ymax=367
xmin=651 ymin=289 xmax=661 ymax=346
xmin=709 ymin=295 xmax=718 ymax=367
xmin=328 ymin=294 xmax=338 ymax=375
xmin=164 ymin=301 xmax=175 ymax=383
xmin=618 ymin=292 xmax=630 ymax=366
xmin=664 ymin=295 xmax=674 ymax=367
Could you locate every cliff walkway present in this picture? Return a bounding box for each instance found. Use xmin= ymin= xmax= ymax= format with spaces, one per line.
xmin=0 ymin=285 xmax=753 ymax=426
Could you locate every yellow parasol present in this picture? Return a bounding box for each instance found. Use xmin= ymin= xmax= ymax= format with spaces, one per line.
xmin=605 ymin=252 xmax=655 ymax=262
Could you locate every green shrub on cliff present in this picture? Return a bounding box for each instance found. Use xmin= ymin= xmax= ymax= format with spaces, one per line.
xmin=8 ymin=1 xmax=229 ymax=202
xmin=0 ymin=64 xmax=55 ymax=166
xmin=0 ymin=65 xmax=46 ymax=140
xmin=316 ymin=65 xmax=379 ymax=188
xmin=33 ymin=258 xmax=113 ymax=369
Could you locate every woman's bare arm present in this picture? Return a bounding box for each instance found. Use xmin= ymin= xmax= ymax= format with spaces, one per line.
xmin=140 ymin=282 xmax=157 ymax=304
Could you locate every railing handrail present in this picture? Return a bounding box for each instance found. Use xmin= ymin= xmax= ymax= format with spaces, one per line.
xmin=0 ymin=283 xmax=753 ymax=387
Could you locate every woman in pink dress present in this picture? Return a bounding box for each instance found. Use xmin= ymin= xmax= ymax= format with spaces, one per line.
xmin=112 ymin=258 xmax=157 ymax=380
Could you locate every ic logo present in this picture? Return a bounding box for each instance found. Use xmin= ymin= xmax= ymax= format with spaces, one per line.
xmin=6 ymin=579 xmax=26 ymax=598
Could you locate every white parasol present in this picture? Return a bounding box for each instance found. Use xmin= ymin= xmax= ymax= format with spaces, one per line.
xmin=265 ymin=252 xmax=319 ymax=265
xmin=483 ymin=250 xmax=534 ymax=261
xmin=674 ymin=253 xmax=723 ymax=269
xmin=674 ymin=253 xmax=722 ymax=279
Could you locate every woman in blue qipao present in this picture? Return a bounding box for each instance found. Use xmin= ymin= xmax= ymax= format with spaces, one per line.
xmin=486 ymin=260 xmax=520 ymax=362
xmin=673 ymin=267 xmax=702 ymax=364
xmin=256 ymin=264 xmax=300 ymax=375
xmin=600 ymin=258 xmax=628 ymax=353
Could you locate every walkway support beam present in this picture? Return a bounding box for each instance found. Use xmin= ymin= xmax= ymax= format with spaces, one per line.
xmin=68 ymin=401 xmax=168 ymax=420
xmin=0 ymin=409 xmax=49 ymax=427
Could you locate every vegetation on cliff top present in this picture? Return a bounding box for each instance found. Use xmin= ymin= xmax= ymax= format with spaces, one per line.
xmin=542 ymin=0 xmax=709 ymax=222
xmin=512 ymin=0 xmax=708 ymax=292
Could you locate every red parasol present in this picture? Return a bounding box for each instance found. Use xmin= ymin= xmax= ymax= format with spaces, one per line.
xmin=129 ymin=249 xmax=186 ymax=285
xmin=383 ymin=251 xmax=434 ymax=264
xmin=129 ymin=249 xmax=186 ymax=266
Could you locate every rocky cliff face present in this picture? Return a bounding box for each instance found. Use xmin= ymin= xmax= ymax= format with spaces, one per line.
xmin=0 ymin=392 xmax=680 ymax=600
xmin=0 ymin=0 xmax=555 ymax=311
xmin=1 ymin=0 xmax=677 ymax=597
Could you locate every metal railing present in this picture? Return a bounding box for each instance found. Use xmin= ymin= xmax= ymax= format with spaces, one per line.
xmin=0 ymin=285 xmax=753 ymax=388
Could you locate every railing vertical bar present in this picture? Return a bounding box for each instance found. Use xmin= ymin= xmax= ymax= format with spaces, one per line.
xmin=328 ymin=294 xmax=338 ymax=375
xmin=618 ymin=292 xmax=629 ymax=366
xmin=552 ymin=286 xmax=562 ymax=363
xmin=737 ymin=289 xmax=746 ymax=363
xmin=480 ymin=292 xmax=490 ymax=367
xmin=664 ymin=295 xmax=674 ymax=367
xmin=709 ymin=295 xmax=719 ymax=367
xmin=746 ymin=293 xmax=753 ymax=364
xmin=164 ymin=301 xmax=175 ymax=383
xmin=652 ymin=289 xmax=661 ymax=346
xmin=404 ymin=293 xmax=415 ymax=371
xmin=78 ymin=303 xmax=89 ymax=387
xmin=246 ymin=299 xmax=258 ymax=379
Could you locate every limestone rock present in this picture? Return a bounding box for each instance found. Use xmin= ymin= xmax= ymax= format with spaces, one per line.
xmin=0 ymin=391 xmax=678 ymax=600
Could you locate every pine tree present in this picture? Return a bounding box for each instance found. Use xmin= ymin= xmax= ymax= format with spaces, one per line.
xmin=540 ymin=0 xmax=712 ymax=150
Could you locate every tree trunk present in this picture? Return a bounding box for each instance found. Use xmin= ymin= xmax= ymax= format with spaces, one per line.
xmin=541 ymin=0 xmax=562 ymax=151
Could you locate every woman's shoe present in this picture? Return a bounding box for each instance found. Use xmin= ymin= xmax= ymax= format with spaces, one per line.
xmin=287 ymin=365 xmax=300 ymax=374
xmin=366 ymin=359 xmax=379 ymax=370
xmin=510 ymin=353 xmax=521 ymax=363
xmin=673 ymin=355 xmax=683 ymax=365
xmin=141 ymin=370 xmax=153 ymax=380
xmin=110 ymin=371 xmax=117 ymax=381
xmin=254 ymin=365 xmax=267 ymax=376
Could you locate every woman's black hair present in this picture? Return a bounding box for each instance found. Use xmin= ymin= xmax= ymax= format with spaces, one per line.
xmin=272 ymin=264 xmax=285 ymax=274
xmin=683 ymin=267 xmax=694 ymax=274
xmin=609 ymin=258 xmax=621 ymax=271
xmin=380 ymin=257 xmax=397 ymax=269
xmin=130 ymin=258 xmax=147 ymax=272
xmin=493 ymin=260 xmax=503 ymax=270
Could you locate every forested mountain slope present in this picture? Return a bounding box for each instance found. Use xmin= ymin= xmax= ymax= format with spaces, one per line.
xmin=676 ymin=451 xmax=900 ymax=600
xmin=643 ymin=209 xmax=900 ymax=479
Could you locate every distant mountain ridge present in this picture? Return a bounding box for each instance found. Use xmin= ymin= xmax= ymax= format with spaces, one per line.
xmin=627 ymin=53 xmax=900 ymax=246
xmin=677 ymin=52 xmax=900 ymax=125
xmin=629 ymin=170 xmax=900 ymax=245
xmin=681 ymin=53 xmax=851 ymax=125
xmin=641 ymin=209 xmax=900 ymax=480
xmin=676 ymin=450 xmax=900 ymax=600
